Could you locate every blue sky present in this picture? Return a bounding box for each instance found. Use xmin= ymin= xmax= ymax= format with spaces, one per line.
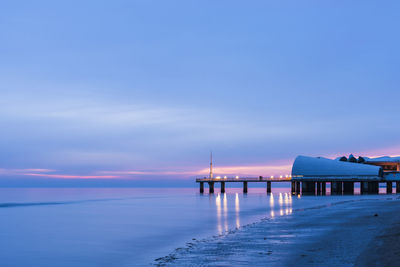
xmin=1 ymin=1 xmax=400 ymax=186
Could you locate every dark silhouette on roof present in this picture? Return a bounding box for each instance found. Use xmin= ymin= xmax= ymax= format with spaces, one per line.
xmin=348 ymin=154 xmax=357 ymax=163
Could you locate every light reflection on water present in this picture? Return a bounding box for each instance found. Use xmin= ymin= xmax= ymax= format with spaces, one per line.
xmin=214 ymin=190 xmax=293 ymax=234
xmin=235 ymin=193 xmax=240 ymax=228
xmin=216 ymin=194 xmax=222 ymax=234
xmin=223 ymin=193 xmax=228 ymax=232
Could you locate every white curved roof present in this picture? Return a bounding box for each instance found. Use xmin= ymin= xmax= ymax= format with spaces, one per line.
xmin=292 ymin=155 xmax=382 ymax=177
xmin=365 ymin=156 xmax=400 ymax=163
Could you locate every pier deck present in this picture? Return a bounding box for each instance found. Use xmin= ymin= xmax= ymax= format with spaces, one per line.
xmin=196 ymin=177 xmax=291 ymax=183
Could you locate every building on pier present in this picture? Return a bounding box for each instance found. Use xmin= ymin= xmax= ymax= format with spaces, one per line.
xmin=364 ymin=156 xmax=400 ymax=172
xmin=291 ymin=155 xmax=400 ymax=194
xmin=292 ymin=155 xmax=400 ymax=180
xmin=291 ymin=155 xmax=384 ymax=180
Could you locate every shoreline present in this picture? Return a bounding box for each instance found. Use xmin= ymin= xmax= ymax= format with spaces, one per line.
xmin=156 ymin=195 xmax=400 ymax=266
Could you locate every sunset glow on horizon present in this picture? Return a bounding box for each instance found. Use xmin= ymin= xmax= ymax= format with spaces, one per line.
xmin=1 ymin=150 xmax=400 ymax=182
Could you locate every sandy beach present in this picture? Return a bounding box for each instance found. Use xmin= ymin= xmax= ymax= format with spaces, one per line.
xmin=156 ymin=195 xmax=400 ymax=266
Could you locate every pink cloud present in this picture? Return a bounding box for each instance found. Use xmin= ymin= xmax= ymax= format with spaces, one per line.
xmin=24 ymin=173 xmax=119 ymax=179
xmin=98 ymin=162 xmax=293 ymax=178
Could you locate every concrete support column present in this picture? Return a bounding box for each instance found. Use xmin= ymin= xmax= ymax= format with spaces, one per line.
xmin=243 ymin=181 xmax=248 ymax=193
xmin=317 ymin=182 xmax=321 ymax=194
xmin=296 ymin=181 xmax=301 ymax=194
xmin=291 ymin=181 xmax=296 ymax=194
xmin=301 ymin=181 xmax=307 ymax=194
xmin=304 ymin=182 xmax=315 ymax=194
xmin=368 ymin=182 xmax=379 ymax=194
xmin=343 ymin=182 xmax=354 ymax=194
xmin=267 ymin=181 xmax=271 ymax=193
xmin=208 ymin=182 xmax=214 ymax=194
xmin=360 ymin=181 xmax=368 ymax=194
xmin=200 ymin=182 xmax=204 ymax=193
xmin=386 ymin=182 xmax=392 ymax=194
xmin=322 ymin=182 xmax=326 ymax=194
xmin=396 ymin=182 xmax=400 ymax=193
xmin=221 ymin=182 xmax=225 ymax=194
xmin=331 ymin=182 xmax=338 ymax=194
xmin=310 ymin=182 xmax=316 ymax=194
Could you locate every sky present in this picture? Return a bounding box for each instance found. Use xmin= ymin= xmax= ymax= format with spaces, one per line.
xmin=1 ymin=0 xmax=400 ymax=186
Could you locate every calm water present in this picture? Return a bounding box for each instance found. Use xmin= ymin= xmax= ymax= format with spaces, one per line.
xmin=0 ymin=186 xmax=393 ymax=266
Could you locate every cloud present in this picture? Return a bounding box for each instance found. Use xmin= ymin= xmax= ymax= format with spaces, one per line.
xmin=0 ymin=168 xmax=55 ymax=175
xmin=24 ymin=173 xmax=119 ymax=179
xmin=0 ymin=168 xmax=119 ymax=179
xmin=97 ymin=162 xmax=293 ymax=178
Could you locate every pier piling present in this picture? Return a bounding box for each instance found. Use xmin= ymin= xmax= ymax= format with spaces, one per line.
xmin=208 ymin=182 xmax=214 ymax=194
xmin=322 ymin=182 xmax=326 ymax=194
xmin=317 ymin=182 xmax=321 ymax=194
xmin=221 ymin=182 xmax=225 ymax=193
xmin=200 ymin=182 xmax=204 ymax=193
xmin=243 ymin=181 xmax=248 ymax=193
xmin=331 ymin=182 xmax=339 ymax=194
xmin=291 ymin=181 xmax=296 ymax=194
xmin=387 ymin=182 xmax=392 ymax=194
xmin=360 ymin=182 xmax=368 ymax=194
xmin=397 ymin=182 xmax=400 ymax=193
xmin=367 ymin=182 xmax=379 ymax=194
xmin=343 ymin=182 xmax=354 ymax=194
xmin=338 ymin=182 xmax=343 ymax=194
xmin=267 ymin=181 xmax=271 ymax=193
xmin=301 ymin=181 xmax=307 ymax=194
xmin=296 ymin=181 xmax=301 ymax=194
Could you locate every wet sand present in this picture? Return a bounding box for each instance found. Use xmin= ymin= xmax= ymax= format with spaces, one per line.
xmin=356 ymin=207 xmax=400 ymax=267
xmin=156 ymin=196 xmax=400 ymax=266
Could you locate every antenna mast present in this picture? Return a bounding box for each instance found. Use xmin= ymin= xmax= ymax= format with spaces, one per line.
xmin=209 ymin=151 xmax=213 ymax=179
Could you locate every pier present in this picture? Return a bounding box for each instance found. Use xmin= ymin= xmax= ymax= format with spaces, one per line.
xmin=197 ymin=154 xmax=400 ymax=195
xmin=196 ymin=177 xmax=400 ymax=195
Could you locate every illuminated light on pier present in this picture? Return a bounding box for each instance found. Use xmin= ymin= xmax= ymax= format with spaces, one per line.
xmin=270 ymin=175 xmax=274 ymax=179
xmin=224 ymin=176 xmax=227 ymax=179
xmin=235 ymin=176 xmax=239 ymax=179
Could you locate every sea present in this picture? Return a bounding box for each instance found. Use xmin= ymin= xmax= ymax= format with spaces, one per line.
xmin=0 ymin=185 xmax=393 ymax=266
